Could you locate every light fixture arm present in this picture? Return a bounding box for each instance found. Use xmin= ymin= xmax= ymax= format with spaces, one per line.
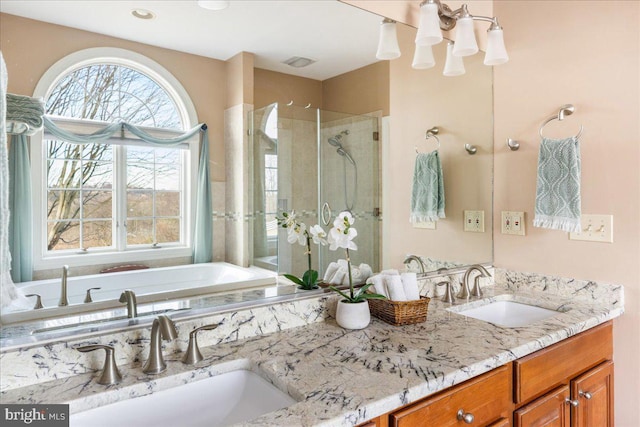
xmin=420 ymin=0 xmax=500 ymax=31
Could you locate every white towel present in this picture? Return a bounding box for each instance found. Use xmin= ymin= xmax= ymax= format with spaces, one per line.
xmin=323 ymin=262 xmax=340 ymax=283
xmin=367 ymin=274 xmax=387 ymax=297
xmin=401 ymin=272 xmax=420 ymax=301
xmin=331 ymin=270 xmax=346 ymax=286
xmin=358 ymin=263 xmax=373 ymax=282
xmin=381 ymin=269 xmax=399 ymax=276
xmin=385 ymin=275 xmax=407 ymax=301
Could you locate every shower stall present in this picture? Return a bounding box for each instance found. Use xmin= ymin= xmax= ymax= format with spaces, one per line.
xmin=249 ymin=103 xmax=380 ymax=278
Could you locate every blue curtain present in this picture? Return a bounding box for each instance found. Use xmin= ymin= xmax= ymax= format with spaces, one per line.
xmin=8 ymin=135 xmax=33 ymax=282
xmin=38 ymin=117 xmax=213 ymax=264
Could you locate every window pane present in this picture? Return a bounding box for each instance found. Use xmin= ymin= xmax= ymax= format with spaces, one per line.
xmin=265 ymin=154 xmax=277 ymax=168
xmin=265 ymin=192 xmax=278 ymax=214
xmin=154 ymin=148 xmax=180 ymax=164
xmin=127 ymin=164 xmax=154 ymax=189
xmin=127 ymin=219 xmax=154 ymax=245
xmin=156 ymin=218 xmax=180 ymax=243
xmin=156 ymin=165 xmax=180 ymax=191
xmin=47 ymin=160 xmax=81 ymax=189
xmin=47 ymin=190 xmax=80 ymax=220
xmin=83 ymin=221 xmax=112 ymax=248
xmin=155 ymin=191 xmax=180 ymax=217
xmin=83 ymin=190 xmax=112 ymax=219
xmin=265 ymin=168 xmax=277 ymax=191
xmin=82 ymin=143 xmax=112 ymax=161
xmin=47 ymin=140 xmax=82 ymax=160
xmin=127 ymin=190 xmax=153 ymax=217
xmin=83 ymin=161 xmax=113 ymax=189
xmin=47 ymin=221 xmax=80 ymax=251
xmin=127 ymin=146 xmax=155 ymax=163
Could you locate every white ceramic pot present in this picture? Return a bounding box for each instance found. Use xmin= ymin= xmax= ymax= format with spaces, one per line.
xmin=335 ymin=300 xmax=371 ymax=330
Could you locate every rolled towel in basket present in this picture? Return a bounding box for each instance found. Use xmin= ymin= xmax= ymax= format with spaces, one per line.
xmin=401 ymin=272 xmax=420 ymax=301
xmin=385 ymin=275 xmax=407 ymax=301
xmin=366 ymin=274 xmax=388 ymax=297
xmin=323 ymin=262 xmax=340 ymax=283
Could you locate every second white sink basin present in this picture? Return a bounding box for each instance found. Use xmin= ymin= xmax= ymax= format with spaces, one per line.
xmin=450 ymin=299 xmax=562 ymax=328
xmin=70 ymin=369 xmax=297 ymax=427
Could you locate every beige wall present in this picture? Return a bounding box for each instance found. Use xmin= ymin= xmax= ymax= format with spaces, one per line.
xmin=323 ymin=61 xmax=390 ymax=116
xmin=492 ymin=3 xmax=640 ymax=425
xmin=253 ymin=68 xmax=322 ymax=110
xmin=0 ymin=13 xmax=227 ymax=182
xmin=385 ymin=23 xmax=494 ymax=269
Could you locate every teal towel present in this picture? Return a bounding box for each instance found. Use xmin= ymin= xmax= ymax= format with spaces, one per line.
xmin=533 ymin=137 xmax=581 ymax=232
xmin=6 ymin=93 xmax=44 ymax=136
xmin=410 ymin=151 xmax=445 ymax=222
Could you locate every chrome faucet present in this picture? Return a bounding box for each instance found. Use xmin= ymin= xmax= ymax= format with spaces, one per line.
xmin=143 ymin=315 xmax=178 ymax=374
xmin=59 ymin=265 xmax=69 ymax=307
xmin=458 ymin=264 xmax=492 ymax=299
xmin=119 ymin=289 xmax=138 ymax=318
xmin=403 ymin=255 xmax=426 ymax=274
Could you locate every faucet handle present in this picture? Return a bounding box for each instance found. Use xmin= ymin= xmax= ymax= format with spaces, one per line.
xmin=471 ymin=276 xmax=483 ymax=298
xmin=182 ymin=323 xmax=220 ymax=365
xmin=25 ymin=294 xmax=44 ymax=309
xmin=76 ymin=344 xmax=122 ymax=385
xmin=436 ymin=281 xmax=455 ymax=304
xmin=84 ymin=287 xmax=101 ymax=303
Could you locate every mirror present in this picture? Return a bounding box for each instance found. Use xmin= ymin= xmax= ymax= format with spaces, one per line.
xmin=0 ymin=1 xmax=492 ymax=348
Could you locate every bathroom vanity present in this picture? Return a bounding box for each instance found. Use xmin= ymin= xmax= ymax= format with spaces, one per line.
xmin=0 ymin=269 xmax=623 ymax=427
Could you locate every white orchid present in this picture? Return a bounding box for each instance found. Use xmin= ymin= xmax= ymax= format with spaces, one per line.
xmin=310 ymin=224 xmax=328 ymax=246
xmin=328 ymin=211 xmax=358 ymax=251
xmin=287 ymin=222 xmax=307 ymax=246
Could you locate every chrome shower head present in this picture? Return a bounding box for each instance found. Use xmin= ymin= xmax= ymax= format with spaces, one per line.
xmin=328 ymin=130 xmax=350 ymax=147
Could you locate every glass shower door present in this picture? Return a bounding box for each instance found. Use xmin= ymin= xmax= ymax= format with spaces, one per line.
xmin=318 ymin=110 xmax=380 ymax=277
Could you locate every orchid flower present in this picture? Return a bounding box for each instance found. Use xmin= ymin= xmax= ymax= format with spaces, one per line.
xmin=310 ymin=224 xmax=328 ymax=246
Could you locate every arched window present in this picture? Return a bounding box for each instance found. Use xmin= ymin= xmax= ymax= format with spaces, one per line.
xmin=32 ymin=49 xmax=198 ymax=268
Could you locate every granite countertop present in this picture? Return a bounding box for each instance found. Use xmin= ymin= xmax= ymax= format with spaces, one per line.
xmin=0 ymin=279 xmax=624 ymax=427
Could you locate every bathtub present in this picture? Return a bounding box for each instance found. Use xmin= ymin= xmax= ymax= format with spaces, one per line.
xmin=2 ymin=263 xmax=277 ymax=324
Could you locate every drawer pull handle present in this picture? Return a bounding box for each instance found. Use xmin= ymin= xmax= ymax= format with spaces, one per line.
xmin=579 ymin=390 xmax=592 ymax=400
xmin=456 ymin=409 xmax=475 ymax=424
xmin=565 ymin=398 xmax=580 ymax=407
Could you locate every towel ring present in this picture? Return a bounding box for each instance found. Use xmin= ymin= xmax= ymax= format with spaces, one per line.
xmin=539 ymin=104 xmax=584 ymax=139
xmin=416 ymin=127 xmax=441 ymax=153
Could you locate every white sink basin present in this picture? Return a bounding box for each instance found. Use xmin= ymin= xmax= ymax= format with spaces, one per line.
xmin=450 ymin=299 xmax=561 ymax=328
xmin=70 ymin=369 xmax=297 ymax=427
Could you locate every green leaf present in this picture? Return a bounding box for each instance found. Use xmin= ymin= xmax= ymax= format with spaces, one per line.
xmin=302 ymin=270 xmax=319 ymax=286
xmin=329 ymin=286 xmax=354 ymax=302
xmin=283 ymin=274 xmax=305 ymax=286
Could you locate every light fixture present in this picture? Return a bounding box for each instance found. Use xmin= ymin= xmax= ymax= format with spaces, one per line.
xmin=197 ymin=0 xmax=230 ymax=11
xmin=376 ymin=18 xmax=401 ymax=60
xmin=443 ymin=42 xmax=465 ymax=76
xmin=282 ymin=56 xmax=316 ymax=68
xmin=131 ymin=9 xmax=155 ymax=20
xmin=377 ymin=0 xmax=508 ymax=76
xmin=412 ymin=44 xmax=435 ymax=69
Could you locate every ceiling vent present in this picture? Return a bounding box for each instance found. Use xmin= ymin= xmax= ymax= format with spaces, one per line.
xmin=282 ymin=57 xmax=316 ymax=68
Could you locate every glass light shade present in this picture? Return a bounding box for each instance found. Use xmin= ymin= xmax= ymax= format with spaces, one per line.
xmin=412 ymin=44 xmax=435 ymax=69
xmin=452 ymin=17 xmax=478 ymax=57
xmin=443 ymin=43 xmax=465 ymax=76
xmin=484 ymin=28 xmax=509 ymax=65
xmin=376 ymin=21 xmax=401 ymax=60
xmin=415 ymin=3 xmax=443 ymax=46
xmin=197 ymin=1 xmax=230 ymax=10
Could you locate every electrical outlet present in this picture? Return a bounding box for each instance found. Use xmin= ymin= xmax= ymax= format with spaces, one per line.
xmin=502 ymin=211 xmax=526 ymax=235
xmin=569 ymin=214 xmax=613 ymax=243
xmin=413 ymin=220 xmax=436 ymax=230
xmin=464 ymin=210 xmax=485 ymax=233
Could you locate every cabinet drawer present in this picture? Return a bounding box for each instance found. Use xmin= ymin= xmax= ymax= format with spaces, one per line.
xmin=390 ymin=364 xmax=512 ymax=427
xmin=513 ymin=322 xmax=612 ymax=405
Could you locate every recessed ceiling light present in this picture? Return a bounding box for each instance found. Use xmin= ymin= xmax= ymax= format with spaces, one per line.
xmin=282 ymin=56 xmax=317 ymax=68
xmin=197 ymin=1 xmax=230 ymax=11
xmin=131 ymin=9 xmax=155 ymax=20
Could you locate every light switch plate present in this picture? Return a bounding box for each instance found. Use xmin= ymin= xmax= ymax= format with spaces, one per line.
xmin=413 ymin=220 xmax=436 ymax=230
xmin=501 ymin=211 xmax=526 ymax=235
xmin=569 ymin=214 xmax=613 ymax=243
xmin=464 ymin=210 xmax=485 ymax=233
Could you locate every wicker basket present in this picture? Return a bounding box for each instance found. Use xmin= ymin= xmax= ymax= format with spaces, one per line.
xmin=368 ymin=296 xmax=430 ymax=326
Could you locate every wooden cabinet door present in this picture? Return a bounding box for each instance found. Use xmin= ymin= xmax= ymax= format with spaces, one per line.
xmin=487 ymin=418 xmax=511 ymax=427
xmin=514 ymin=386 xmax=570 ymax=427
xmin=570 ymin=361 xmax=614 ymax=427
xmin=390 ymin=365 xmax=511 ymax=427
